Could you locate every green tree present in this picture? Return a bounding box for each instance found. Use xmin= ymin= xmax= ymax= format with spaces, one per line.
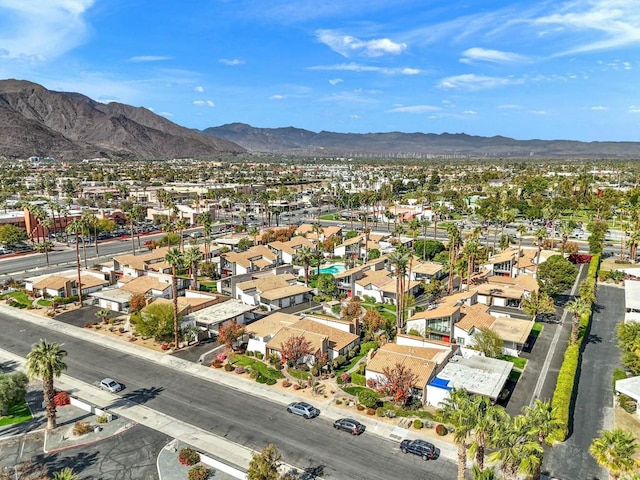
xmin=414 ymin=239 xmax=446 ymax=261
xmin=437 ymin=388 xmax=476 ymax=480
xmin=0 ymin=224 xmax=28 ymax=246
xmin=468 ymin=395 xmax=508 ymax=471
xmin=316 ymin=273 xmax=337 ymax=297
xmin=237 ymin=237 xmax=253 ymax=252
xmin=184 ymin=246 xmax=204 ymax=291
xmin=296 ymin=245 xmax=314 ymax=287
xmin=247 ymin=444 xmax=282 ymax=480
xmin=34 ymin=240 xmax=54 ymax=267
xmin=488 ymin=417 xmax=543 ymax=480
xmin=66 ymin=218 xmax=85 ymax=306
xmin=26 ymin=339 xmax=67 ymax=430
xmin=368 ymin=248 xmax=381 ymax=260
xmin=471 ymin=327 xmax=504 ymax=358
xmin=165 ymin=248 xmax=184 ymax=349
xmin=537 ymin=255 xmax=578 ymax=296
xmin=521 ymin=291 xmax=556 ymax=320
xmin=134 ymin=302 xmax=177 ymax=339
xmin=388 ymin=246 xmax=410 ymax=330
xmin=471 ymin=465 xmax=501 ymax=480
xmin=565 ymin=296 xmax=592 ymax=343
xmin=0 ymin=371 xmax=28 ymax=416
xmin=589 ymin=428 xmax=640 ymax=480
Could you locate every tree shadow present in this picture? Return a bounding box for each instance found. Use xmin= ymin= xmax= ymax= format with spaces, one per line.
xmin=283 ymin=464 xmax=325 ymax=480
xmin=586 ymin=333 xmax=602 ymax=344
xmin=592 ymin=303 xmax=603 ymax=313
xmin=107 ymin=386 xmax=164 ymax=409
xmin=35 ymin=450 xmax=99 ymax=476
xmin=0 ymin=360 xmax=20 ymax=373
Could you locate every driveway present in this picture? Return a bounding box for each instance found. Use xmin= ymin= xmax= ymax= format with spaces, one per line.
xmin=55 ymin=305 xmax=120 ymax=328
xmin=543 ymin=284 xmax=623 ymax=480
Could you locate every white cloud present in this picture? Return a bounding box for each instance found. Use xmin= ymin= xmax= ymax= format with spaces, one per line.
xmin=192 ymin=100 xmax=215 ymax=107
xmin=527 ymin=110 xmax=547 ymax=115
xmin=269 ymin=94 xmax=286 ymax=100
xmin=460 ymin=47 xmax=527 ymax=64
xmin=438 ymin=74 xmax=522 ymax=90
xmin=195 ymin=86 xmax=204 ymax=93
xmin=463 ymin=110 xmax=477 ymax=115
xmin=159 ymin=111 xmax=174 ymax=117
xmin=129 ymin=55 xmax=172 ymax=62
xmin=219 ymin=58 xmax=244 ymax=66
xmin=316 ymin=29 xmax=407 ymax=58
xmin=590 ymin=106 xmax=608 ymax=110
xmin=0 ymin=0 xmax=94 ymax=60
xmin=497 ymin=104 xmax=522 ymax=109
xmin=387 ymin=105 xmax=441 ymax=113
xmin=629 ymin=106 xmax=640 ymax=113
xmin=309 ymin=63 xmax=421 ymax=75
xmin=328 ymin=78 xmax=343 ymax=85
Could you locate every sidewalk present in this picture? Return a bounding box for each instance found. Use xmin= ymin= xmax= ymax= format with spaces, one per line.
xmin=0 ymin=305 xmax=459 ymax=468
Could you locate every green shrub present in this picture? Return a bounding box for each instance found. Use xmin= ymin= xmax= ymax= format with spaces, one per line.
xmin=376 ymin=407 xmax=384 ymax=417
xmin=188 ymin=464 xmax=210 ymax=480
xmin=96 ymin=414 xmax=109 ymax=424
xmin=413 ymin=419 xmax=423 ymax=429
xmin=224 ymin=363 xmax=233 ymax=372
xmin=266 ymin=378 xmax=277 ymax=385
xmin=360 ymin=341 xmax=379 ymax=356
xmin=178 ymin=447 xmax=200 ymax=466
xmin=619 ymin=394 xmax=638 ymax=414
xmin=358 ymin=389 xmax=379 ymax=408
xmin=351 ymin=372 xmax=366 ymax=386
xmin=435 ymin=424 xmax=448 ymax=436
xmin=256 ymin=375 xmax=267 ymax=383
xmin=255 ymin=352 xmax=264 ymax=360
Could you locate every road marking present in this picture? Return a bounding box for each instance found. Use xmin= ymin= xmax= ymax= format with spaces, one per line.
xmin=529 ymin=264 xmax=584 ymax=406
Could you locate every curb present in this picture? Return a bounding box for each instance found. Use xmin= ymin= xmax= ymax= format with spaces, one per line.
xmin=43 ymin=422 xmax=137 ymax=454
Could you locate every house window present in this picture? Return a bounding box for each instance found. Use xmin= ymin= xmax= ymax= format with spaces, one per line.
xmin=456 ymin=337 xmax=465 ymax=345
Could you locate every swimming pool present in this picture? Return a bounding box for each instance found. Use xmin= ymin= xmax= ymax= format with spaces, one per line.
xmin=319 ymin=264 xmax=346 ymax=275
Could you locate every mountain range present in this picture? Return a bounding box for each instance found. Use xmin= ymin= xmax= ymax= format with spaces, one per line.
xmin=0 ymin=79 xmax=245 ymax=160
xmin=2 ymin=79 xmax=640 ymax=160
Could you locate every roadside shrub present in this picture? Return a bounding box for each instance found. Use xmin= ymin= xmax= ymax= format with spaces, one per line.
xmin=235 ymin=366 xmax=245 ymax=374
xmin=413 ymin=419 xmax=423 ymax=429
xmin=250 ymin=370 xmax=259 ymax=379
xmin=266 ymin=378 xmax=277 ymax=386
xmin=356 ymin=404 xmax=365 ymax=411
xmin=435 ymin=424 xmax=448 ymax=436
xmin=351 ymin=372 xmax=366 ymax=386
xmin=613 ymin=368 xmax=627 ymax=392
xmin=255 ymin=352 xmax=264 ymax=360
xmin=367 ymin=408 xmax=375 ymax=415
xmin=376 ymin=407 xmax=384 ymax=417
xmin=217 ymin=353 xmax=227 ymax=362
xmin=72 ymin=421 xmax=92 ymax=436
xmin=358 ymin=390 xmax=379 ymax=408
xmin=53 ymin=391 xmax=70 ymax=406
xmin=96 ymin=413 xmax=109 ymax=424
xmin=335 ymin=399 xmax=343 ymax=405
xmin=224 ymin=363 xmax=233 ymax=372
xmin=256 ymin=375 xmax=267 ymax=384
xmin=282 ymin=380 xmax=291 ymax=388
xmin=178 ymin=447 xmax=200 ymax=466
xmin=211 ymin=360 xmax=223 ymax=368
xmin=246 ymin=350 xmax=254 ymax=357
xmin=619 ymin=394 xmax=638 ymax=414
xmin=293 ymin=384 xmax=301 ymax=390
xmin=188 ymin=464 xmax=210 ymax=480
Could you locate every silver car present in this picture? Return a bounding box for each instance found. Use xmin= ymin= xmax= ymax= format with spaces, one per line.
xmin=286 ymin=402 xmax=320 ymax=419
xmin=100 ymin=378 xmax=123 ymax=393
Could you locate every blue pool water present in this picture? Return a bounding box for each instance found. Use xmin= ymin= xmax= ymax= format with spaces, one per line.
xmin=319 ymin=264 xmax=346 ymax=275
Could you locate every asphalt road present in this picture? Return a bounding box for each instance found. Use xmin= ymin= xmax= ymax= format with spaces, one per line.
xmin=0 ymin=311 xmax=458 ymax=480
xmin=543 ymin=285 xmax=623 ymax=480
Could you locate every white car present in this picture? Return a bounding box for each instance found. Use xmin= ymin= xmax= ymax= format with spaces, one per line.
xmin=100 ymin=378 xmax=123 ymax=393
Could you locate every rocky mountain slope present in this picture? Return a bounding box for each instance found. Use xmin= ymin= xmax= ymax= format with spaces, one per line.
xmin=203 ymin=122 xmax=640 ymax=158
xmin=0 ymin=79 xmax=245 ymax=160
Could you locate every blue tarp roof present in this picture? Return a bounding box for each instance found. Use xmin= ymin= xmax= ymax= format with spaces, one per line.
xmin=429 ymin=377 xmax=452 ymax=390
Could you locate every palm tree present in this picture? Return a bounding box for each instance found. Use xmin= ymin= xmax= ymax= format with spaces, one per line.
xmin=26 ymin=339 xmax=67 ymax=430
xmin=589 ymin=428 xmax=640 ymax=480
xmin=462 ymin=236 xmax=480 ymax=292
xmin=471 ymin=465 xmax=500 ymax=480
xmin=558 ymin=221 xmax=574 ymax=256
xmin=534 ymin=227 xmax=547 ymax=266
xmin=521 ymin=291 xmax=555 ymax=321
xmin=249 ymin=226 xmax=260 ymax=247
xmin=388 ymin=247 xmax=410 ymax=331
xmin=165 ymin=248 xmax=184 ymax=349
xmin=468 ymin=395 xmax=508 ymax=471
xmin=446 ymin=223 xmax=461 ymax=294
xmin=437 ymin=388 xmax=476 ymax=480
xmin=296 ymin=246 xmax=314 ymax=287
xmin=520 ymin=399 xmax=564 ymax=479
xmin=565 ymin=296 xmax=592 ymax=343
xmin=66 ymin=219 xmax=85 ymax=305
xmin=184 ymin=246 xmax=203 ymax=291
xmin=176 ymin=217 xmax=188 ymax=253
xmin=34 ymin=240 xmax=54 ymax=267
xmin=488 ymin=417 xmax=543 ymax=480
xmin=516 ymin=224 xmax=528 ymax=274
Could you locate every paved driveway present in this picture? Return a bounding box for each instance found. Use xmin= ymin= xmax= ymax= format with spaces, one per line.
xmin=543 ymin=285 xmax=623 ymax=480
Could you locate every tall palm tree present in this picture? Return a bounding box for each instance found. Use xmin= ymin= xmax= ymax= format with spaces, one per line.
xmin=468 ymin=395 xmax=508 ymax=471
xmin=558 ymin=221 xmax=574 ymax=256
xmin=175 ymin=217 xmax=188 ymax=253
xmin=488 ymin=417 xmax=543 ymax=480
xmin=249 ymin=226 xmax=260 ymax=247
xmin=446 ymin=223 xmax=461 ymax=294
xmin=297 ymin=245 xmax=314 ymax=286
xmin=26 ymin=339 xmax=67 ymax=430
xmin=520 ymin=399 xmax=564 ymax=479
xmin=462 ymin=236 xmax=480 ymax=292
xmin=165 ymin=248 xmax=184 ymax=349
xmin=565 ymin=296 xmax=592 ymax=343
xmin=534 ymin=227 xmax=547 ymax=267
xmin=589 ymin=428 xmax=640 ymax=480
xmin=184 ymin=246 xmax=203 ymax=291
xmin=388 ymin=247 xmax=410 ymax=331
xmin=34 ymin=240 xmax=54 ymax=267
xmin=437 ymin=388 xmax=476 ymax=480
xmin=82 ymin=210 xmax=100 ymax=256
xmin=66 ymin=219 xmax=85 ymax=305
xmin=516 ymin=224 xmax=528 ymax=274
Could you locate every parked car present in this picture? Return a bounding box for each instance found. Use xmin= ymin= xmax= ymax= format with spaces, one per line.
xmin=399 ymin=439 xmax=440 ymax=460
xmin=100 ymin=378 xmax=123 ymax=393
xmin=287 ymin=402 xmax=320 ymax=419
xmin=333 ymin=418 xmax=365 ymax=435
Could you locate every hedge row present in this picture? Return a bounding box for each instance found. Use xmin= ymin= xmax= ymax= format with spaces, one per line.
xmin=351 ymin=372 xmax=366 ymax=386
xmin=550 ymin=253 xmax=600 ymax=442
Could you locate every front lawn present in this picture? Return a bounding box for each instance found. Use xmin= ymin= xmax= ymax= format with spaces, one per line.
xmin=334 ymin=353 xmax=365 ymax=375
xmin=0 ymin=402 xmax=32 ymax=427
xmin=37 ymin=299 xmax=53 ymax=307
xmin=288 ymin=368 xmax=311 ymax=381
xmin=229 ymin=355 xmax=284 ymax=380
xmin=340 ymin=386 xmax=434 ymax=419
xmin=531 ymin=323 xmax=543 ymax=338
xmin=499 ymin=355 xmax=528 ymax=370
xmin=1 ymin=291 xmax=31 ymax=308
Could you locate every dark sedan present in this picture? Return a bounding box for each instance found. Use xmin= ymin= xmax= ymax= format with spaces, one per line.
xmin=400 ymin=439 xmax=440 ymax=460
xmin=333 ymin=418 xmax=366 ymax=435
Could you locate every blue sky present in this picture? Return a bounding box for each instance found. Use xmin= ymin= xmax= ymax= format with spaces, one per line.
xmin=1 ymin=0 xmax=640 ymax=141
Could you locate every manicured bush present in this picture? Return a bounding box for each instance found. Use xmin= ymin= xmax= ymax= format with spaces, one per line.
xmin=96 ymin=413 xmax=109 ymax=424
xmin=266 ymin=378 xmax=277 ymax=385
xmin=53 ymin=391 xmax=70 ymax=406
xmin=224 ymin=363 xmax=233 ymax=372
xmin=211 ymin=360 xmax=223 ymax=368
xmin=413 ymin=419 xmax=423 ymax=429
xmin=356 ymin=404 xmax=365 ymax=411
xmin=72 ymin=421 xmax=92 ymax=436
xmin=435 ymin=424 xmax=448 ymax=436
xmin=178 ymin=447 xmax=200 ymax=466
xmin=246 ymin=350 xmax=254 ymax=357
xmin=619 ymin=394 xmax=638 ymax=414
xmin=351 ymin=372 xmax=366 ymax=386
xmin=217 ymin=353 xmax=227 ymax=362
xmin=188 ymin=464 xmax=210 ymax=480
xmin=613 ymin=368 xmax=628 ymax=392
xmin=367 ymin=408 xmax=375 ymax=415
xmin=340 ymin=373 xmax=351 ymax=384
xmin=358 ymin=389 xmax=379 ymax=408
xmin=293 ymin=384 xmax=301 ymax=390
xmin=376 ymin=407 xmax=384 ymax=417
xmin=234 ymin=366 xmax=245 ymax=374
xmin=256 ymin=375 xmax=267 ymax=383
xmin=360 ymin=341 xmax=379 ymax=356
xmin=282 ymin=380 xmax=291 ymax=388
xmin=255 ymin=352 xmax=264 ymax=360
xmin=335 ymin=399 xmax=343 ymax=405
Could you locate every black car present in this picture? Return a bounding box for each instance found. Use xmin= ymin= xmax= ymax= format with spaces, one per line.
xmin=399 ymin=439 xmax=440 ymax=461
xmin=333 ymin=418 xmax=365 ymax=435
